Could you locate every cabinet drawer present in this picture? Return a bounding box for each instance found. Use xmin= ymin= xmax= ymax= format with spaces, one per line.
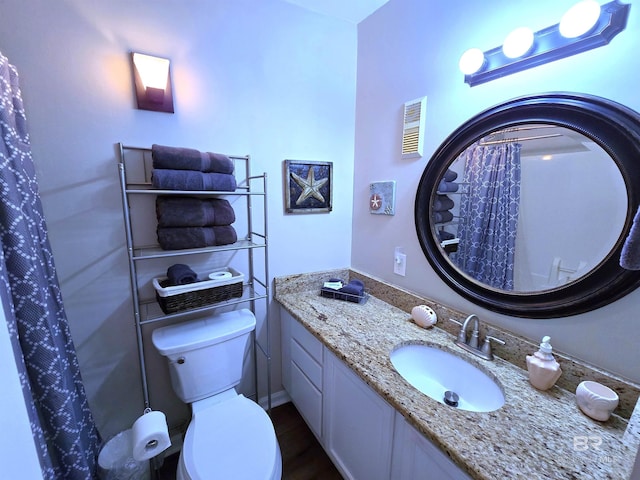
xmin=290 ymin=362 xmax=323 ymax=439
xmin=291 ymin=338 xmax=322 ymax=391
xmin=291 ymin=318 xmax=323 ymax=363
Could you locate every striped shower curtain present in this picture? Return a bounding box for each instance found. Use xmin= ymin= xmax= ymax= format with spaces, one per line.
xmin=454 ymin=141 xmax=522 ymax=290
xmin=0 ymin=52 xmax=101 ymax=478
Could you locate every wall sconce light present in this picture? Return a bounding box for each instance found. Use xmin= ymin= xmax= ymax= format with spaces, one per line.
xmin=130 ymin=52 xmax=174 ymax=113
xmin=460 ymin=0 xmax=630 ymax=87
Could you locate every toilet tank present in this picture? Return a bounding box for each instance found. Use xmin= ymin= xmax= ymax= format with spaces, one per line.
xmin=151 ymin=309 xmax=256 ymax=403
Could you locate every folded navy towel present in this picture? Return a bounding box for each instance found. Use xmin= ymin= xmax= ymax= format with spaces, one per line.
xmin=433 ymin=194 xmax=454 ymax=212
xmin=152 ymin=144 xmax=235 ymax=174
xmin=167 ymin=264 xmax=198 ymax=285
xmin=157 ymin=226 xmax=237 ymax=250
xmin=443 ymin=169 xmax=458 ymax=182
xmin=620 ymin=206 xmax=640 ymax=270
xmin=437 ymin=180 xmax=459 ymax=193
xmin=156 ymin=197 xmax=236 ymax=227
xmin=432 ymin=211 xmax=454 ymax=224
xmin=152 ymin=169 xmax=237 ymax=191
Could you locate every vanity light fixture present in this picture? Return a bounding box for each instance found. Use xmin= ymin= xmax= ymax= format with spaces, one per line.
xmin=131 ymin=52 xmax=174 ymax=113
xmin=459 ymin=0 xmax=630 ymax=87
xmin=458 ymin=48 xmax=486 ymax=75
xmin=502 ymin=27 xmax=535 ymax=59
xmin=559 ymin=0 xmax=602 ymax=38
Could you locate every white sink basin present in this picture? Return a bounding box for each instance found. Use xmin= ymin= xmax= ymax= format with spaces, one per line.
xmin=390 ymin=344 xmax=504 ymax=412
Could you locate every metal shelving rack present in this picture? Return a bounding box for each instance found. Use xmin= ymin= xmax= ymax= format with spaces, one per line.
xmin=117 ymin=143 xmax=271 ymax=414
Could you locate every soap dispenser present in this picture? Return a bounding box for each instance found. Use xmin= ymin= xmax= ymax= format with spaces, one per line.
xmin=526 ymin=336 xmax=562 ymax=391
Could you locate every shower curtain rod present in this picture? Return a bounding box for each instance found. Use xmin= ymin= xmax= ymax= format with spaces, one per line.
xmin=479 ymin=133 xmax=562 ymax=146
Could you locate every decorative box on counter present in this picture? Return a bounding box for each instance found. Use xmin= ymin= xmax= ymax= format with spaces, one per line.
xmin=153 ymin=267 xmax=244 ymax=314
xmin=320 ymin=278 xmax=367 ymax=304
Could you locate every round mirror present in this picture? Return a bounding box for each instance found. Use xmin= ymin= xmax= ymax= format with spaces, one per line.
xmin=415 ymin=93 xmax=640 ymax=318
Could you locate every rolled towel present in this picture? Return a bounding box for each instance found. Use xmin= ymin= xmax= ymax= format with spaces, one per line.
xmin=432 ymin=211 xmax=454 ymax=224
xmin=157 ymin=226 xmax=238 ymax=250
xmin=433 ymin=194 xmax=454 ymax=212
xmin=437 ymin=230 xmax=455 ymax=241
xmin=166 ymin=264 xmax=198 ymax=285
xmin=156 ymin=197 xmax=236 ymax=227
xmin=437 ymin=180 xmax=459 ymax=193
xmin=152 ymin=169 xmax=237 ymax=192
xmin=620 ymin=206 xmax=640 ymax=270
xmin=338 ymin=279 xmax=365 ymax=302
xmin=443 ymin=169 xmax=458 ymax=182
xmin=152 ymin=144 xmax=234 ymax=174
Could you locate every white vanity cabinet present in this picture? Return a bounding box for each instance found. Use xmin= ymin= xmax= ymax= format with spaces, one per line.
xmin=280 ymin=309 xmax=323 ymax=439
xmin=280 ymin=307 xmax=471 ymax=480
xmin=391 ymin=413 xmax=472 ymax=480
xmin=323 ymin=348 xmax=395 ymax=480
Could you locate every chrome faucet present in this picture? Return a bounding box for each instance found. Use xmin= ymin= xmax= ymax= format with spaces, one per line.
xmin=450 ymin=315 xmax=505 ymax=360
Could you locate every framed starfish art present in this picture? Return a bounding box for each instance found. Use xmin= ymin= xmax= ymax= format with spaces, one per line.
xmin=284 ymin=160 xmax=333 ymax=214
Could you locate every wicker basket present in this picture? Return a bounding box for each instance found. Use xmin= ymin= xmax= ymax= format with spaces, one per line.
xmin=153 ymin=267 xmax=244 ymax=314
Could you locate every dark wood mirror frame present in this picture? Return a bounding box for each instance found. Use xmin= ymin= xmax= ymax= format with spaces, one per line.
xmin=415 ymin=92 xmax=640 ymax=318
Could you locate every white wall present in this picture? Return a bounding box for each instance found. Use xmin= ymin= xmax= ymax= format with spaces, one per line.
xmin=0 ymin=0 xmax=356 ymax=439
xmin=0 ymin=292 xmax=42 ymax=479
xmin=353 ymin=0 xmax=640 ymax=383
xmin=515 ymin=146 xmax=626 ymax=290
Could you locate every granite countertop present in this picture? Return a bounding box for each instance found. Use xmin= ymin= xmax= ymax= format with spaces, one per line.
xmin=275 ymin=272 xmax=640 ymax=480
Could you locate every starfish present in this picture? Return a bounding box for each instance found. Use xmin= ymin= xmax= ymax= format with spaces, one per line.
xmin=291 ymin=167 xmax=328 ymax=205
xmin=370 ymin=194 xmax=382 ymax=209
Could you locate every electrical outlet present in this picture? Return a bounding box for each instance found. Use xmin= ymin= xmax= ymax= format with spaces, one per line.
xmin=394 ymin=247 xmax=406 ymax=276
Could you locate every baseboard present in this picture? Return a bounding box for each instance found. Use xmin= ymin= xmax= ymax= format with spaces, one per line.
xmin=260 ymin=389 xmax=291 ymax=409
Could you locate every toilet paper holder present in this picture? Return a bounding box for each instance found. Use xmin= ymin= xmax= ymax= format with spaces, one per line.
xmin=132 ymin=408 xmax=172 ymax=462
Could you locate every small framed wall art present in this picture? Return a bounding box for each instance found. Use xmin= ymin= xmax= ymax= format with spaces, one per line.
xmin=369 ymin=181 xmax=396 ymax=215
xmin=284 ymin=160 xmax=333 ymax=214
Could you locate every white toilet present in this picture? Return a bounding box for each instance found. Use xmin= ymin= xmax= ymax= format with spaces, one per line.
xmin=151 ymin=308 xmax=282 ymax=480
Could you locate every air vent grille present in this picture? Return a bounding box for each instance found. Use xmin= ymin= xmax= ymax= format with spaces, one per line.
xmin=402 ymin=96 xmax=427 ymax=159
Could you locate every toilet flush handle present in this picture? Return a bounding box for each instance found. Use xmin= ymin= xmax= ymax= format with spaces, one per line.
xmin=176 ymin=357 xmax=185 ymax=365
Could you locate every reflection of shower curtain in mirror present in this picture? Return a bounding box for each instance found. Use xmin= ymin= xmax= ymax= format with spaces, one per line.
xmin=454 ymin=142 xmax=521 ymax=290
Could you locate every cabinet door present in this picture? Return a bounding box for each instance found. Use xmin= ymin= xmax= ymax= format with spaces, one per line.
xmin=290 ymin=361 xmax=323 ymax=439
xmin=323 ymin=349 xmax=395 ymax=480
xmin=391 ymin=412 xmax=472 ymax=480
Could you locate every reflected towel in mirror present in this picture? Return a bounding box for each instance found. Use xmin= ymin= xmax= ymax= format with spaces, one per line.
xmin=437 ymin=180 xmax=459 ymax=192
xmin=433 ymin=194 xmax=454 ymax=211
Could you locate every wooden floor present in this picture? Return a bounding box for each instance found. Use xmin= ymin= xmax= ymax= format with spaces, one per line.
xmin=156 ymin=402 xmax=342 ymax=479
xmin=272 ymin=402 xmax=343 ymax=480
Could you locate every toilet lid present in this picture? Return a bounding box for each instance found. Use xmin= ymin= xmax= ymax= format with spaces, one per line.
xmin=182 ymin=395 xmax=278 ymax=480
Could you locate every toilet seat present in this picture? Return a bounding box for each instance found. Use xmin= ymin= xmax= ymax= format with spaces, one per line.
xmin=179 ymin=394 xmax=281 ymax=480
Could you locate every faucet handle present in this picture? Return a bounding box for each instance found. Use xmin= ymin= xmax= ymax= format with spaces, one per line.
xmin=448 ymin=318 xmax=462 ymax=327
xmin=481 ymin=335 xmax=505 ymax=359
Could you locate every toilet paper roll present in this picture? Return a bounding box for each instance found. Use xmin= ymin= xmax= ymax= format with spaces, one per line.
xmin=208 ymin=270 xmax=233 ymax=281
xmin=131 ymin=410 xmax=171 ymax=462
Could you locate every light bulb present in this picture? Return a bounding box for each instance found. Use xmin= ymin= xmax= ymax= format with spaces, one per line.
xmin=459 ymin=48 xmax=486 ymax=75
xmin=502 ymin=27 xmax=535 ymax=59
xmin=133 ymin=53 xmax=170 ymax=90
xmin=559 ymin=0 xmax=601 ymax=38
